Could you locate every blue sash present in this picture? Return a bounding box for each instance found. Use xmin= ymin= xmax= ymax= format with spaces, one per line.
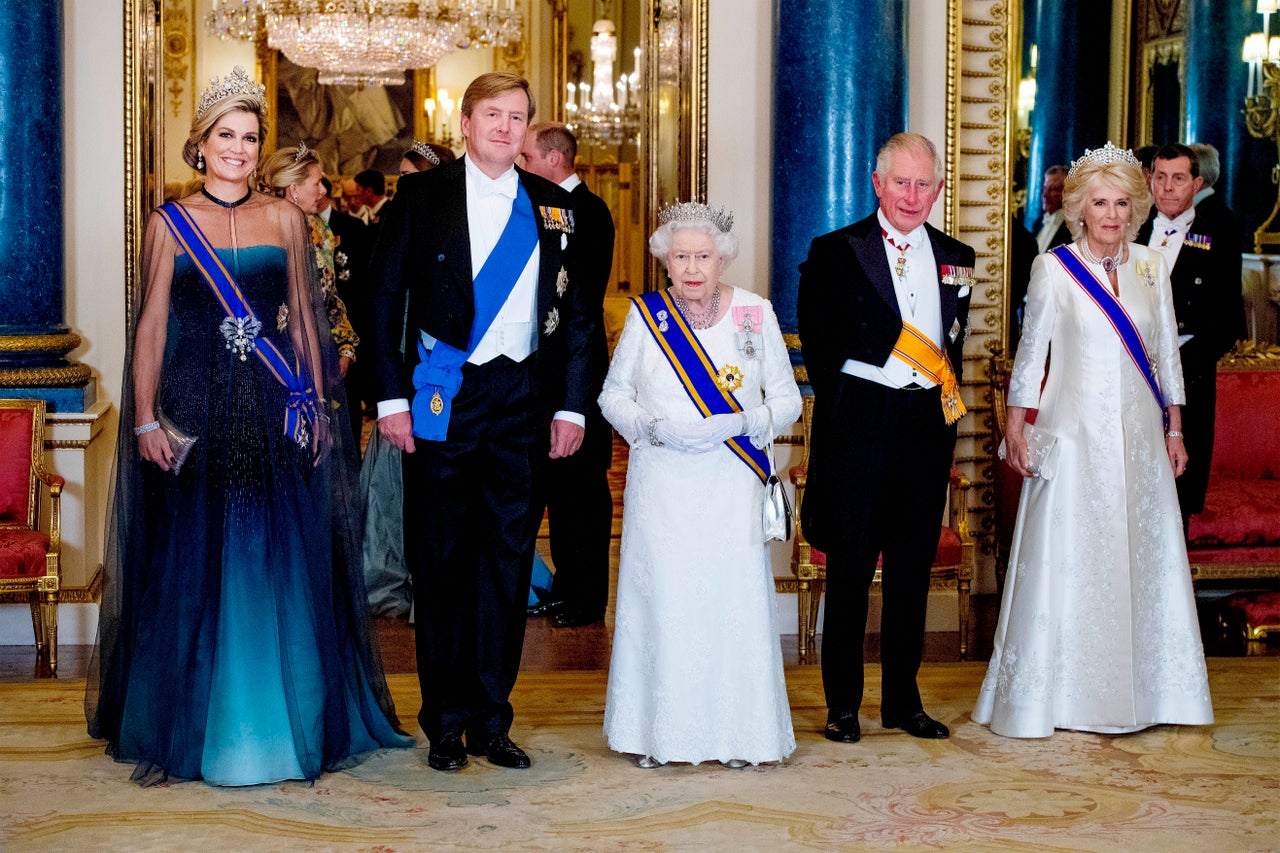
xmin=156 ymin=202 xmax=320 ymax=446
xmin=411 ymin=181 xmax=538 ymax=440
xmin=1051 ymin=245 xmax=1166 ymax=414
xmin=634 ymin=290 xmax=770 ymax=483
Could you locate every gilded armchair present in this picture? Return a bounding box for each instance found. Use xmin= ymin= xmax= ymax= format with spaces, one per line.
xmin=0 ymin=399 xmax=64 ymax=676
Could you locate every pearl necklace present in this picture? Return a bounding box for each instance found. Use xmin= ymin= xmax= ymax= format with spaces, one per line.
xmin=672 ymin=286 xmax=721 ymax=329
xmin=1079 ymin=239 xmax=1125 ymax=274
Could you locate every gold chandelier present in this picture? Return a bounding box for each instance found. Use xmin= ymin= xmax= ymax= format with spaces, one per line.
xmin=206 ymin=1 xmax=522 ymax=87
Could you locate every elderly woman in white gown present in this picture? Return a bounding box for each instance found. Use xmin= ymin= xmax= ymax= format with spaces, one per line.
xmin=600 ymin=202 xmax=801 ymax=768
xmin=973 ymin=143 xmax=1213 ymax=738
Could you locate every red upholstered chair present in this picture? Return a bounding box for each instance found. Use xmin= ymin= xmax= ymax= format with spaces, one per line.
xmin=1186 ymin=355 xmax=1280 ymax=587
xmin=788 ymin=394 xmax=975 ymax=662
xmin=0 ymin=399 xmax=64 ymax=676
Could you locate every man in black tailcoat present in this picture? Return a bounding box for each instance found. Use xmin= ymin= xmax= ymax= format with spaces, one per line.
xmin=366 ymin=72 xmax=594 ymax=772
xmin=798 ymin=132 xmax=974 ymax=744
xmin=320 ymin=175 xmax=374 ymax=438
xmin=1136 ymin=143 xmax=1245 ymax=536
xmin=519 ymin=121 xmax=616 ymax=629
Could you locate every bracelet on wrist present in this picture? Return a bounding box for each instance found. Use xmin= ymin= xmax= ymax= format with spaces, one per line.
xmin=1165 ymin=430 xmax=1183 ymax=438
xmin=647 ymin=417 xmax=664 ymax=447
xmin=134 ymin=421 xmax=160 ymax=436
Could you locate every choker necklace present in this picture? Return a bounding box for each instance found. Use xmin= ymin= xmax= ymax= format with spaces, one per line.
xmin=672 ymin=285 xmax=721 ymax=329
xmin=1079 ymin=239 xmax=1125 ymax=274
xmin=201 ymin=186 xmax=253 ymax=209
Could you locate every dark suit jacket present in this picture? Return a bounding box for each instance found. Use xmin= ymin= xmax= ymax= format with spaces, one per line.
xmin=798 ymin=213 xmax=974 ymax=402
xmin=326 ymin=208 xmax=373 ymax=339
xmin=1136 ymin=199 xmax=1245 ymax=379
xmin=797 ymin=213 xmax=975 ymax=551
xmin=365 ymin=158 xmax=594 ymax=419
xmin=567 ymin=181 xmax=616 ymax=469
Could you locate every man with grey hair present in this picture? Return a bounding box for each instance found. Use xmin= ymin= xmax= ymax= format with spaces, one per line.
xmin=1191 ymin=142 xmax=1220 ymax=204
xmin=798 ymin=131 xmax=974 ymax=744
xmin=1029 ymin=165 xmax=1070 ymax=254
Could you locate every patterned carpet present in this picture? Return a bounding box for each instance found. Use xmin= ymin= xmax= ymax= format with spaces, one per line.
xmin=2 ymin=660 xmax=1278 ymax=851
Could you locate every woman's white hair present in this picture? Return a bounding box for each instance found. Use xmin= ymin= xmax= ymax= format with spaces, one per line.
xmin=648 ymin=219 xmax=739 ymax=269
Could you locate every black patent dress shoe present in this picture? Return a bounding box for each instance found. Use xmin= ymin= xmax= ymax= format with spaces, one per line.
xmin=824 ymin=710 xmax=861 ymax=743
xmin=527 ymin=599 xmax=563 ymax=617
xmin=551 ymin=606 xmax=604 ymax=628
xmin=468 ymin=733 xmax=531 ymax=769
xmin=882 ymin=710 xmax=950 ymax=739
xmin=427 ymin=734 xmax=468 ymax=771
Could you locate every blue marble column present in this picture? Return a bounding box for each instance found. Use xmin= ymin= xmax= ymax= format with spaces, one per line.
xmin=0 ymin=1 xmax=90 ymax=411
xmin=1023 ymin=0 xmax=1112 ymax=225
xmin=1185 ymin=0 xmax=1273 ymax=250
xmin=770 ymin=0 xmax=907 ymax=334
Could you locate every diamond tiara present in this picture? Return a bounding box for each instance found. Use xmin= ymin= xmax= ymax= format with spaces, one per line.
xmin=1068 ymin=142 xmax=1141 ymax=179
xmin=196 ymin=65 xmax=268 ymax=121
xmin=294 ymin=141 xmax=310 ymax=163
xmin=657 ymin=200 xmax=734 ymax=233
xmin=412 ymin=140 xmax=442 ymax=166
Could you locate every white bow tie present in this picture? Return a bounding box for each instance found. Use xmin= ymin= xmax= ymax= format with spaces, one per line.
xmin=478 ymin=170 xmax=518 ymax=199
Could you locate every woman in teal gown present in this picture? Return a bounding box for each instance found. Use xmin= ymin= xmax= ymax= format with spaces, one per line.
xmin=87 ymin=67 xmax=411 ymax=786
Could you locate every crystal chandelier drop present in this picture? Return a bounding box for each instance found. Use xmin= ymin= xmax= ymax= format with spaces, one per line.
xmin=206 ymin=1 xmax=522 ymax=87
xmin=564 ymin=17 xmax=640 ymax=149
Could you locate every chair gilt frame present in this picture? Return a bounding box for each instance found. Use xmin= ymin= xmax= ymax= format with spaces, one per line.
xmin=0 ymin=399 xmax=64 ymax=677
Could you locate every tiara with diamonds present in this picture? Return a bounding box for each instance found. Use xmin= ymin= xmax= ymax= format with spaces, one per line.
xmin=412 ymin=140 xmax=442 ymax=166
xmin=294 ymin=141 xmax=310 ymax=163
xmin=657 ymin=200 xmax=734 ymax=233
xmin=196 ymin=65 xmax=268 ymax=120
xmin=1068 ymin=142 xmax=1141 ymax=179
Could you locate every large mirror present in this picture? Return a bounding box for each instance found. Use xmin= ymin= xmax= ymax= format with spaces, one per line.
xmin=124 ymin=0 xmax=707 ymax=318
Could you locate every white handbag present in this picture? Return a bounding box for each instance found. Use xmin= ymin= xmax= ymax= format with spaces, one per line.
xmin=762 ymin=439 xmax=793 ymax=541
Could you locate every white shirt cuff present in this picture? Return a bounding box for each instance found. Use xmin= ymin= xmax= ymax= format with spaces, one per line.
xmin=553 ymin=410 xmax=586 ymax=428
xmin=377 ymin=398 xmax=411 ymax=419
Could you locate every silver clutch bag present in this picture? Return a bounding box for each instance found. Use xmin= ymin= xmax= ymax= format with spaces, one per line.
xmin=997 ymin=423 xmax=1060 ymax=480
xmin=156 ymin=407 xmax=198 ymax=474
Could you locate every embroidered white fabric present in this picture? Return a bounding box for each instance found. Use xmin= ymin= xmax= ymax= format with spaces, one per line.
xmin=974 ymin=243 xmax=1212 ymax=738
xmin=599 ymin=288 xmax=801 ymax=764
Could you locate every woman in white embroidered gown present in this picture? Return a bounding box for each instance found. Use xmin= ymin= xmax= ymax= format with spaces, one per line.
xmin=973 ymin=144 xmax=1213 ymax=738
xmin=600 ymin=203 xmax=801 ymax=767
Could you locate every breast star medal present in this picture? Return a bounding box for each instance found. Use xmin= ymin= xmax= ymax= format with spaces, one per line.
xmin=556 ymin=266 xmax=569 ymax=297
xmin=715 ymin=364 xmax=744 ymax=393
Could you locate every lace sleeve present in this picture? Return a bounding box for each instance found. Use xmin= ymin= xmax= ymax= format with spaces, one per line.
xmin=750 ymin=299 xmax=802 ymax=446
xmin=598 ymin=303 xmax=651 ymax=446
xmin=1008 ymin=253 xmax=1058 ymax=409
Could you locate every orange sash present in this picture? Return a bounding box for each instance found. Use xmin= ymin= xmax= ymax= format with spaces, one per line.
xmin=890 ymin=322 xmax=966 ymax=425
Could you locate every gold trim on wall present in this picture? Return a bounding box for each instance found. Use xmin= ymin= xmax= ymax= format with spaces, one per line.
xmin=948 ymin=0 xmax=1015 ymax=581
xmin=944 ymin=0 xmax=960 ymax=237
